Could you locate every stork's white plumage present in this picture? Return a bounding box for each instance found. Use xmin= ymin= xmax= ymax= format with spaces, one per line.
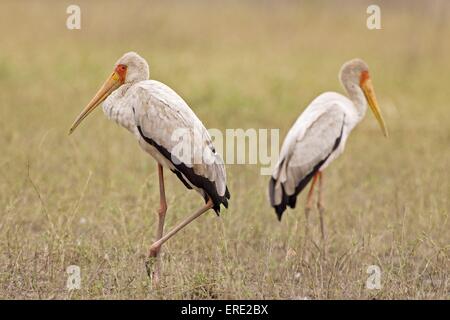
xmin=69 ymin=52 xmax=230 ymax=284
xmin=269 ymin=59 xmax=388 ymax=240
xmin=102 ymin=73 xmax=229 ymax=211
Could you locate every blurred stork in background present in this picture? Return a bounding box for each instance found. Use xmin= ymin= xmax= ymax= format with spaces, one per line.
xmin=69 ymin=52 xmax=230 ymax=285
xmin=269 ymin=59 xmax=388 ymax=242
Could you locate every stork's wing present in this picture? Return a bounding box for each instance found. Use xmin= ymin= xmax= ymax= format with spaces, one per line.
xmin=131 ymin=80 xmax=229 ymax=213
xmin=269 ymin=104 xmax=345 ymax=219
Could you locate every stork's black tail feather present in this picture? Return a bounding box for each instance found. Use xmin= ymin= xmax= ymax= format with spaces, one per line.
xmin=269 ymin=177 xmax=286 ymax=220
xmin=210 ymin=185 xmax=231 ymax=215
xmin=269 ymin=175 xmax=313 ymax=221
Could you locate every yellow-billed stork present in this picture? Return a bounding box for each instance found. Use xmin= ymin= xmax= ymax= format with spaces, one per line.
xmin=69 ymin=52 xmax=230 ymax=284
xmin=269 ymin=59 xmax=388 ymax=241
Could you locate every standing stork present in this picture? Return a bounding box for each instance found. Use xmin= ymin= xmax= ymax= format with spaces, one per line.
xmin=269 ymin=59 xmax=388 ymax=241
xmin=69 ymin=52 xmax=230 ymax=284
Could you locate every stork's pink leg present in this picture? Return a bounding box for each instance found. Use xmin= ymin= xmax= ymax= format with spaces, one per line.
xmin=155 ymin=164 xmax=167 ymax=246
xmin=304 ymin=173 xmax=320 ymax=243
xmin=147 ymin=164 xmax=167 ymax=284
xmin=148 ymin=199 xmax=213 ymax=258
xmin=317 ymin=172 xmax=326 ymax=241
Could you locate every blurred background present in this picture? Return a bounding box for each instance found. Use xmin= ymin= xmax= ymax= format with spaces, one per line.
xmin=0 ymin=0 xmax=448 ymax=299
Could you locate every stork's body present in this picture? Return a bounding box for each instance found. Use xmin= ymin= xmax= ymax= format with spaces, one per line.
xmin=269 ymin=59 xmax=388 ymax=241
xmin=103 ymin=80 xmax=229 ymax=210
xmin=69 ymin=52 xmax=230 ymax=284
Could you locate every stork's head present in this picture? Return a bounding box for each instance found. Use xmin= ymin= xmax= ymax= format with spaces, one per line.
xmin=339 ymin=58 xmax=388 ymax=137
xmin=69 ymin=52 xmax=149 ymax=134
xmin=115 ymin=52 xmax=150 ymax=83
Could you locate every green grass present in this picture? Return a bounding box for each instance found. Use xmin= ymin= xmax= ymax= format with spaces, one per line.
xmin=0 ymin=0 xmax=448 ymax=299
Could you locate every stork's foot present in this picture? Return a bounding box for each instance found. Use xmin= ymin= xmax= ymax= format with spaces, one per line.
xmin=145 ymin=251 xmax=158 ymax=279
xmin=145 ymin=256 xmax=156 ymax=278
xmin=146 ymin=245 xmax=162 ymax=284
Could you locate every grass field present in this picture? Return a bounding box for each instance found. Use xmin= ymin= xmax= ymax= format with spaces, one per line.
xmin=0 ymin=0 xmax=448 ymax=299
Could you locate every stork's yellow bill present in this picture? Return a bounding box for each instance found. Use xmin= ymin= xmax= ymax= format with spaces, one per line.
xmin=69 ymin=65 xmax=127 ymax=135
xmin=359 ymin=70 xmax=389 ymax=137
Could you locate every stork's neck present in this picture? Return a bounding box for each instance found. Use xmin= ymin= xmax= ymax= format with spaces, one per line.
xmin=102 ymin=83 xmax=137 ymax=134
xmin=342 ymin=80 xmax=367 ymax=120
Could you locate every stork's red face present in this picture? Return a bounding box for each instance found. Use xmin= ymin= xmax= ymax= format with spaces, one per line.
xmin=359 ymin=70 xmax=370 ymax=87
xmin=359 ymin=70 xmax=389 ymax=137
xmin=69 ymin=64 xmax=128 ymax=134
xmin=115 ymin=64 xmax=127 ymax=83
